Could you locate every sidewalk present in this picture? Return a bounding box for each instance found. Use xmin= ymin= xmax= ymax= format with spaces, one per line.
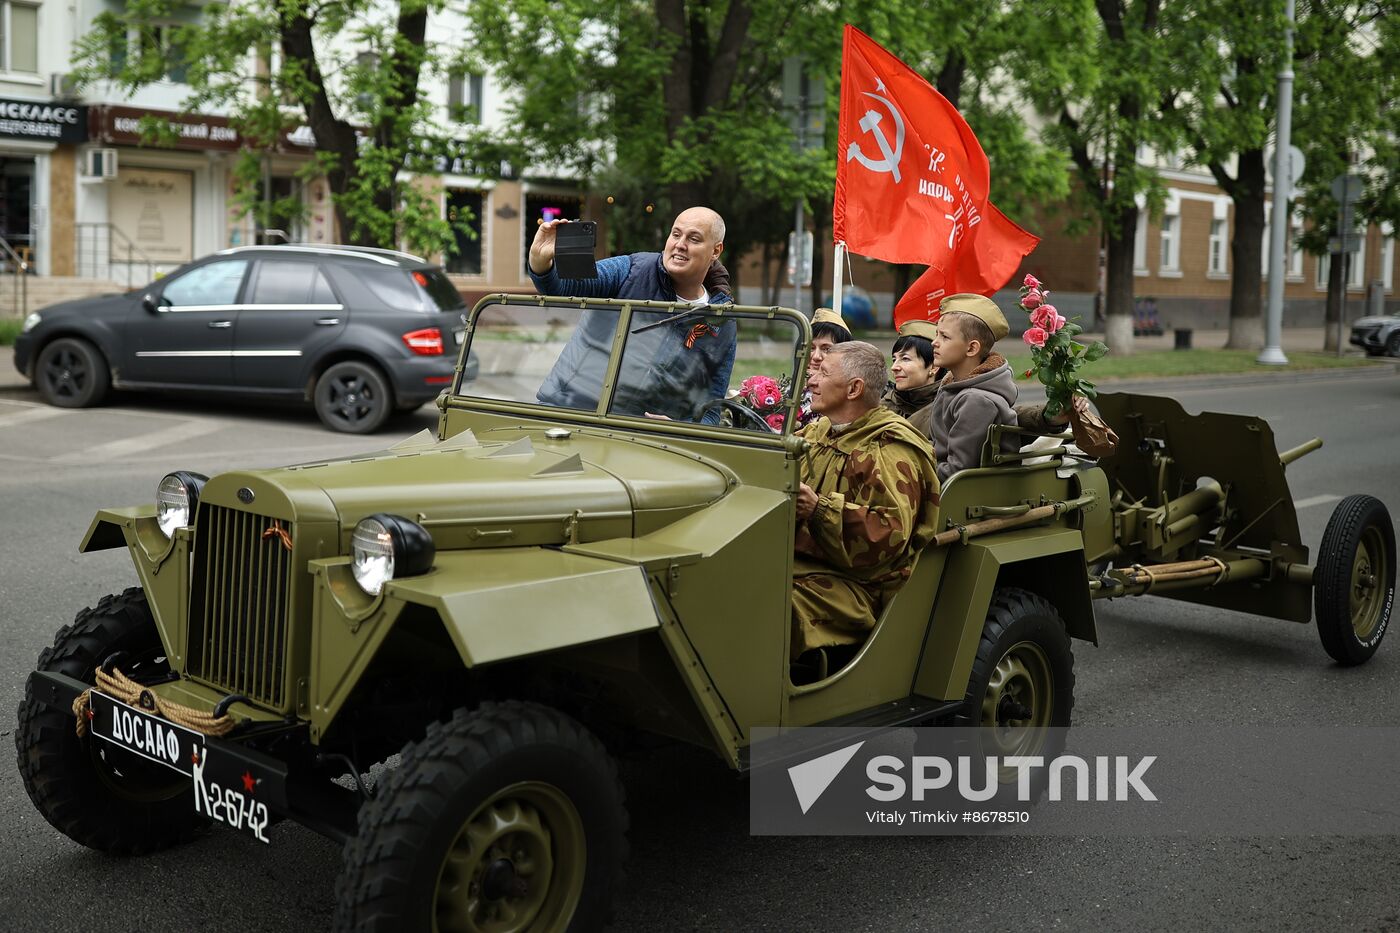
xmin=0 ymin=349 xmax=27 ymax=392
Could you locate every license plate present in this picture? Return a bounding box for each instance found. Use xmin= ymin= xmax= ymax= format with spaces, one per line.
xmin=90 ymin=692 xmax=272 ymax=844
xmin=454 ymin=328 xmax=465 ymax=346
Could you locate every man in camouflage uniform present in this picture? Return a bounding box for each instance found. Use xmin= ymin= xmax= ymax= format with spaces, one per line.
xmin=793 ymin=341 xmax=942 ymax=660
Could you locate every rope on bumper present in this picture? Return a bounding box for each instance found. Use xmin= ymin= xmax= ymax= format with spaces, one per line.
xmin=72 ymin=666 xmax=238 ymax=739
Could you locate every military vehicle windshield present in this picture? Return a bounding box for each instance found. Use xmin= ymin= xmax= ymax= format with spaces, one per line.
xmin=459 ymin=301 xmax=805 ymax=433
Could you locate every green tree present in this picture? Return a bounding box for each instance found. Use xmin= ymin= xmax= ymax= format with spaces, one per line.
xmin=73 ymin=0 xmax=469 ymax=254
xmin=1159 ymin=0 xmax=1297 ymax=349
xmin=470 ymin=0 xmax=1066 ymax=311
xmin=1022 ymin=0 xmax=1181 ymax=356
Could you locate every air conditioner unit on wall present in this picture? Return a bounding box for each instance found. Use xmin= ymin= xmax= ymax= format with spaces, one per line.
xmin=49 ymin=73 xmax=80 ymax=100
xmin=83 ymin=149 xmax=118 ymax=179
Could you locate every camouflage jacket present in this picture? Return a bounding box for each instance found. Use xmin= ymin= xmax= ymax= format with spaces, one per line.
xmin=794 ymin=407 xmax=942 ymax=591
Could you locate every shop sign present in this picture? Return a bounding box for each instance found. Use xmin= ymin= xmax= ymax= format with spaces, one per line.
xmin=92 ymin=105 xmax=241 ymax=151
xmin=0 ymin=98 xmax=87 ymax=143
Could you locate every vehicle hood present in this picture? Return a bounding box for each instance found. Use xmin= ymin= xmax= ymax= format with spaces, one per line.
xmin=34 ymin=292 xmax=130 ymax=318
xmin=201 ymin=428 xmax=731 ymax=547
xmin=1352 ymin=315 xmax=1400 ymax=328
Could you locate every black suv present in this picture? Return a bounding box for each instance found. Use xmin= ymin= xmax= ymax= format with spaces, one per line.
xmin=14 ymin=245 xmax=477 ymax=433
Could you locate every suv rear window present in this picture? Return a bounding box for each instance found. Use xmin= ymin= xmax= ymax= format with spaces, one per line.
xmin=355 ymin=265 xmax=465 ymax=312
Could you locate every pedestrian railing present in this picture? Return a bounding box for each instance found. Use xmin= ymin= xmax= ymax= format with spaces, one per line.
xmin=0 ymin=232 xmax=29 ymax=318
xmin=75 ymin=223 xmax=156 ymax=289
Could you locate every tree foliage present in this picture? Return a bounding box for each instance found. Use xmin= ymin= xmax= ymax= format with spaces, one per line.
xmin=1019 ymin=0 xmax=1183 ymax=353
xmin=470 ymin=0 xmax=1067 ymax=302
xmin=72 ymin=0 xmax=468 ymax=253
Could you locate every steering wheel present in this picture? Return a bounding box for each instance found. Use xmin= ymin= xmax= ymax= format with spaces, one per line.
xmin=693 ymin=397 xmax=776 ymax=432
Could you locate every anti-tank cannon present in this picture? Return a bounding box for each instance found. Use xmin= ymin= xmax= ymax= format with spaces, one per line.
xmin=962 ymin=391 xmax=1393 ymax=666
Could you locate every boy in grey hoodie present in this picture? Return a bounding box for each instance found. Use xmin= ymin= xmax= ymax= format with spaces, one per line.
xmin=924 ymin=293 xmax=1019 ymax=482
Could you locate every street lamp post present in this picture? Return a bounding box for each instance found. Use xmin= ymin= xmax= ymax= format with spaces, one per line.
xmin=1259 ymin=0 xmax=1294 ymax=366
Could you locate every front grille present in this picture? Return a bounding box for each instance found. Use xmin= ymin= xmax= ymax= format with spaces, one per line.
xmin=188 ymin=505 xmax=293 ymax=708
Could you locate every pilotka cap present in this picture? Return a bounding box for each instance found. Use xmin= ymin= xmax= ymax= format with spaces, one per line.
xmin=939 ymin=293 xmax=1009 ymax=342
xmin=811 ymin=307 xmax=851 ymax=335
xmin=897 ymin=320 xmax=938 ymax=341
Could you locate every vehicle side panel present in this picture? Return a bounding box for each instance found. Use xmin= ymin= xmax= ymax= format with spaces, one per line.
xmin=785 ymin=546 xmax=950 ymax=727
xmin=567 ymin=485 xmax=792 ymax=742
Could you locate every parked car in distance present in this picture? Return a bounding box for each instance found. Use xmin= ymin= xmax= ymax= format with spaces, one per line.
xmin=1350 ymin=313 xmax=1400 ymax=358
xmin=13 ymin=244 xmax=478 ymax=433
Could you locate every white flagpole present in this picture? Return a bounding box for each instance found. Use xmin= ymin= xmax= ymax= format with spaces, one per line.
xmin=831 ymin=240 xmax=845 ymax=320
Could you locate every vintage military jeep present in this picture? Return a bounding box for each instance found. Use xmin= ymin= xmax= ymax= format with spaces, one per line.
xmin=16 ymin=295 xmax=1395 ymax=932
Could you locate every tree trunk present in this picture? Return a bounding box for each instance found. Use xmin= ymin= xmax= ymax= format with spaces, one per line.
xmin=1226 ymin=150 xmax=1268 ymax=350
xmin=1103 ymin=202 xmax=1137 ymax=355
xmin=1324 ymin=250 xmax=1344 ymax=351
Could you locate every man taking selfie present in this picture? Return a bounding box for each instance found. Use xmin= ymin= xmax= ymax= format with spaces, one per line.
xmin=527 ymin=207 xmax=737 ymax=422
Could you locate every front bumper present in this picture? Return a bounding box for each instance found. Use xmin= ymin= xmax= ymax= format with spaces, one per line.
xmin=13 ymin=333 xmax=34 ymax=380
xmin=28 ymin=669 xmax=361 ymax=843
xmin=1350 ymin=325 xmax=1390 ymax=352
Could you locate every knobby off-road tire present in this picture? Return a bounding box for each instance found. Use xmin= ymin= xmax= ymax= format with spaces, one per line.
xmin=35 ymin=337 xmax=110 ymax=408
xmin=948 ymin=587 xmax=1075 ymax=797
xmin=15 ymin=587 xmax=206 ymax=855
xmin=1315 ymin=494 xmax=1396 ymax=666
xmin=334 ymin=701 xmax=628 ymax=933
xmin=315 ymin=360 xmax=394 ymax=434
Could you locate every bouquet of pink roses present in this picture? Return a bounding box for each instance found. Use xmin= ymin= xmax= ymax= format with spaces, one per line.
xmin=1018 ymin=274 xmax=1108 ymax=417
xmin=733 ymin=374 xmax=789 ymax=432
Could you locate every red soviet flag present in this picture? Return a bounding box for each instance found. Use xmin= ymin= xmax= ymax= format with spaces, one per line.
xmin=893 ymin=204 xmax=1040 ymax=326
xmin=832 ymin=25 xmax=1037 ymax=326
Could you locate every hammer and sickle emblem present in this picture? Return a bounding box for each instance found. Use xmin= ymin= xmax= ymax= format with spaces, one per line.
xmin=262 ymin=520 xmax=293 ymax=551
xmin=846 ymin=90 xmax=906 ymax=183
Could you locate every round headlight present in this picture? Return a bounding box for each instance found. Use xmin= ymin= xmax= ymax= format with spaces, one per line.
xmin=21 ymin=311 xmax=41 ymax=333
xmin=155 ymin=471 xmax=208 ymax=538
xmin=351 ymin=513 xmax=435 ymax=596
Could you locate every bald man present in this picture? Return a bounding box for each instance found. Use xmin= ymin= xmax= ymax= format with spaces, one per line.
xmin=527 ymin=207 xmax=738 ymax=423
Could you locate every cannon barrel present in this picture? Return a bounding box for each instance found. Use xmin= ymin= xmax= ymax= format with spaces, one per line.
xmin=1279 ymin=437 xmax=1323 ymax=467
xmin=1163 ymin=480 xmax=1224 ymax=526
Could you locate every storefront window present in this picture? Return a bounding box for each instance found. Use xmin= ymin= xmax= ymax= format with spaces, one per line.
xmin=446 ymin=189 xmax=483 ymax=275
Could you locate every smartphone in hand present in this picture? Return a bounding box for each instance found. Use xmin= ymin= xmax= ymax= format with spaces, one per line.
xmin=555 ymin=221 xmax=598 ymax=279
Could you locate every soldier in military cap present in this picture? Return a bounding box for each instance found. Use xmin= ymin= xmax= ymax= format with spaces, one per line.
xmin=791 ymin=341 xmax=941 ymax=669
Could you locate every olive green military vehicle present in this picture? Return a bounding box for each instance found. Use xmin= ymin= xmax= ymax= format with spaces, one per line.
xmin=17 ymin=295 xmax=1395 ymax=932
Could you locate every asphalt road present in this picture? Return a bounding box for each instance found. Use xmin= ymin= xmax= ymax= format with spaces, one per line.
xmin=1 ymin=371 xmax=1398 ymax=933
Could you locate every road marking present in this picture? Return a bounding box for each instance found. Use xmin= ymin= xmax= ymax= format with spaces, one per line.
xmin=55 ymin=420 xmax=224 ymax=463
xmin=0 ymin=406 xmax=69 ymax=430
xmin=1294 ymin=494 xmax=1341 ymax=510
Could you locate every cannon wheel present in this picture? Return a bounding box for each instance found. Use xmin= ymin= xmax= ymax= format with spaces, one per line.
xmin=1315 ymin=495 xmax=1396 ymax=666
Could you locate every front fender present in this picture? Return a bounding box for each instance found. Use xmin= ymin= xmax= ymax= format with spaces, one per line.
xmin=914 ymin=527 xmax=1093 ymax=702
xmin=306 ymin=547 xmax=659 ymax=738
xmin=79 ymin=506 xmax=188 ymax=662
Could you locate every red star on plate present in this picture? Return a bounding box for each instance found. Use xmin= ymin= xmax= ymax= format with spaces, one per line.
xmin=242 ymin=770 xmax=257 ymax=794
xmin=191 ymin=750 xmax=200 ymax=765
